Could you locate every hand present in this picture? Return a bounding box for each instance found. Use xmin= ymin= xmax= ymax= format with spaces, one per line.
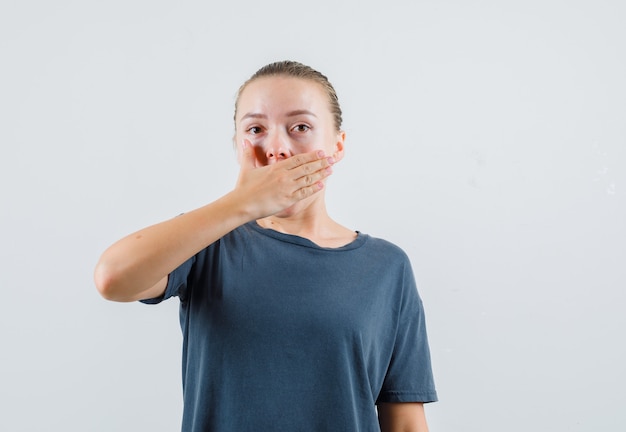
xmin=234 ymin=139 xmax=335 ymax=219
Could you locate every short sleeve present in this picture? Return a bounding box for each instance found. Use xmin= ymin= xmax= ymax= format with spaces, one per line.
xmin=377 ymin=263 xmax=438 ymax=403
xmin=139 ymin=255 xmax=195 ymax=304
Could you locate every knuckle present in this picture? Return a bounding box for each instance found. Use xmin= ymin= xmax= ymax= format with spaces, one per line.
xmin=298 ymin=187 xmax=312 ymax=199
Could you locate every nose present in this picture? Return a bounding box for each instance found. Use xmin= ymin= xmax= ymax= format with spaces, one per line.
xmin=265 ymin=131 xmax=290 ymax=163
xmin=266 ymin=147 xmax=287 ymax=161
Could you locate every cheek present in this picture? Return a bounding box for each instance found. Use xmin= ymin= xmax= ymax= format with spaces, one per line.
xmin=292 ymin=131 xmax=329 ymax=153
xmin=236 ymin=132 xmax=266 ymax=153
xmin=320 ymin=132 xmax=339 ymax=154
xmin=238 ymin=132 xmax=322 ymax=160
xmin=291 ymin=139 xmax=316 ymax=154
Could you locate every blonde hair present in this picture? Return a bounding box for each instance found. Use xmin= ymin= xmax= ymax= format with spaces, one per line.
xmin=234 ymin=60 xmax=343 ymax=131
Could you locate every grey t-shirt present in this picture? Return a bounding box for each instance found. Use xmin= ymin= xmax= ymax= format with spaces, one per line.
xmin=143 ymin=222 xmax=437 ymax=431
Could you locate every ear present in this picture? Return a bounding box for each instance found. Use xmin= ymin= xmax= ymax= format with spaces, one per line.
xmin=332 ymin=131 xmax=346 ymax=162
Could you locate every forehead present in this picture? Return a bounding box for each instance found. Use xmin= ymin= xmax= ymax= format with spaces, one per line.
xmin=237 ymin=76 xmax=328 ymax=118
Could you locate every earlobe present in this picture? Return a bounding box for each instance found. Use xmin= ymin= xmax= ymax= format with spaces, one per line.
xmin=333 ymin=131 xmax=346 ymax=162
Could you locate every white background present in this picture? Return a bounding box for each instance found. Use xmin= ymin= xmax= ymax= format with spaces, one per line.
xmin=1 ymin=1 xmax=625 ymax=430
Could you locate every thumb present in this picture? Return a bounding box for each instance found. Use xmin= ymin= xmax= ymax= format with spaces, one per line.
xmin=239 ymin=139 xmax=257 ymax=171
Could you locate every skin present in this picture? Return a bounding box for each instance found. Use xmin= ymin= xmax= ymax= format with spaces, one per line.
xmin=94 ymin=75 xmax=429 ymax=431
xmin=234 ymin=76 xmax=354 ymax=246
xmin=378 ymin=403 xmax=430 ymax=432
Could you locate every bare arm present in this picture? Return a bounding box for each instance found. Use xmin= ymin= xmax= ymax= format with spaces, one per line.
xmin=94 ymin=193 xmax=251 ymax=302
xmin=94 ymin=142 xmax=334 ymax=302
xmin=378 ymin=403 xmax=429 ymax=432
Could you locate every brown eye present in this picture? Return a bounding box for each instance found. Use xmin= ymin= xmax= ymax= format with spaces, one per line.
xmin=292 ymin=124 xmax=310 ymax=132
xmin=247 ymin=126 xmax=262 ymax=134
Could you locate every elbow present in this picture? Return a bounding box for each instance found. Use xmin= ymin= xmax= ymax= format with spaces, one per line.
xmin=94 ymin=260 xmax=129 ymax=302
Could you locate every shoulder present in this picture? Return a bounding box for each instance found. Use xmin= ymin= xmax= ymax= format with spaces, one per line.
xmin=360 ymin=234 xmax=411 ymax=264
xmin=364 ymin=235 xmax=407 ymax=254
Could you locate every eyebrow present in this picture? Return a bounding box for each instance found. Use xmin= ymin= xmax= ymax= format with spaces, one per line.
xmin=240 ymin=110 xmax=318 ymax=122
xmin=286 ymin=109 xmax=317 ymax=118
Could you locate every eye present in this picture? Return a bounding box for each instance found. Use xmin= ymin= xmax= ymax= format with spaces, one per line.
xmin=246 ymin=126 xmax=263 ymax=134
xmin=292 ymin=124 xmax=310 ymax=133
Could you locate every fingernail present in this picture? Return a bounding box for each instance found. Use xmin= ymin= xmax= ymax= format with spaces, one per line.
xmin=317 ymin=150 xmax=325 ymax=158
xmin=327 ymin=157 xmax=335 ymax=165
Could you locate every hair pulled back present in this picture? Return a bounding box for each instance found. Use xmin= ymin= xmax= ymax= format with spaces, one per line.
xmin=235 ymin=60 xmax=343 ymax=131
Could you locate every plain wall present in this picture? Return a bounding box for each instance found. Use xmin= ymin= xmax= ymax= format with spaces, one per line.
xmin=1 ymin=1 xmax=624 ymax=430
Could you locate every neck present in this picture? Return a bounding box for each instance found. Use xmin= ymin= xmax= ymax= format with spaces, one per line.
xmin=257 ymin=198 xmax=331 ymax=237
xmin=256 ymin=197 xmax=356 ymax=248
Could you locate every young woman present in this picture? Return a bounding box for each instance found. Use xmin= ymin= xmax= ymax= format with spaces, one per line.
xmin=95 ymin=61 xmax=437 ymax=431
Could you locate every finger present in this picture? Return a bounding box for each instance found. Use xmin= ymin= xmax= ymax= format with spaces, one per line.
xmin=284 ymin=150 xmax=327 ymax=171
xmin=291 ymin=154 xmax=335 ymax=182
xmin=294 ymin=162 xmax=333 ymax=188
xmin=293 ymin=179 xmax=325 ymax=201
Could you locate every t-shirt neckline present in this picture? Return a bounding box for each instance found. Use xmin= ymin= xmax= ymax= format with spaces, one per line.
xmin=247 ymin=221 xmax=367 ymax=251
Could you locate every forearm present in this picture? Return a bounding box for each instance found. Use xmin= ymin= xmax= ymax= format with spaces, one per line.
xmin=94 ymin=148 xmax=333 ymax=302
xmin=94 ymin=191 xmax=252 ymax=302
